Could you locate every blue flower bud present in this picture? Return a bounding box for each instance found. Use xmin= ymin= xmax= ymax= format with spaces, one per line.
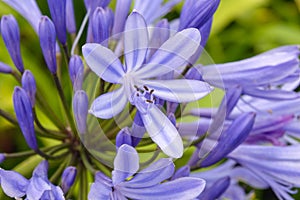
xmin=39 ymin=16 xmax=57 ymax=74
xmin=179 ymin=0 xmax=220 ymax=30
xmin=47 ymin=0 xmax=67 ymax=44
xmin=69 ymin=55 xmax=84 ymax=91
xmin=61 ymin=166 xmax=77 ymax=194
xmin=66 ymin=0 xmax=76 ymax=34
xmin=131 ymin=111 xmax=145 ymax=147
xmin=92 ymin=7 xmax=114 ymax=46
xmin=1 ymin=15 xmax=24 ymax=73
xmin=73 ymin=90 xmax=88 ymax=134
xmin=112 ymin=0 xmax=132 ymax=37
xmin=13 ymin=87 xmax=38 ymax=150
xmin=0 ymin=62 xmax=12 ymax=74
xmin=21 ymin=70 xmax=36 ymax=106
xmin=116 ymin=127 xmax=133 ymax=148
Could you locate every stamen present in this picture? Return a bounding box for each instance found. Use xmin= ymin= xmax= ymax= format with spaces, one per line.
xmin=150 ymin=89 xmax=154 ymax=94
xmin=146 ymin=100 xmax=153 ymax=103
xmin=143 ymin=85 xmax=149 ymax=91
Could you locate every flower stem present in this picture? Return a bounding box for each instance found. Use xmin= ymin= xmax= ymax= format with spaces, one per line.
xmin=0 ymin=108 xmax=18 ymax=124
xmin=53 ymin=73 xmax=77 ymax=135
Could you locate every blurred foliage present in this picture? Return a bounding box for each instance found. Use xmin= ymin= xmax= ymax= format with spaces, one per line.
xmin=0 ymin=0 xmax=299 ymax=199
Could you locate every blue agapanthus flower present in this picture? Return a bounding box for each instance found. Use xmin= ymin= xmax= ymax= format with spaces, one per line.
xmin=0 ymin=0 xmax=300 ymax=199
xmin=88 ymin=144 xmax=206 ymax=199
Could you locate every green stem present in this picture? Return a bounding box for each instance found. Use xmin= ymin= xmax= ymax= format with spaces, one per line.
xmin=53 ymin=74 xmax=77 ymax=135
xmin=0 ymin=109 xmax=17 ymax=124
xmin=81 ymin=151 xmax=97 ymax=174
xmin=140 ymin=150 xmax=160 ymax=168
xmin=50 ymin=155 xmax=70 ymax=182
xmin=33 ymin=108 xmax=67 ymax=139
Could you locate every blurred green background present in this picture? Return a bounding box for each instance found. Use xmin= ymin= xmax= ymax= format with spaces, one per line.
xmin=0 ymin=0 xmax=299 ymax=199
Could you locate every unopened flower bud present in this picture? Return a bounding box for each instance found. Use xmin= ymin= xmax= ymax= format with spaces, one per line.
xmin=39 ymin=16 xmax=57 ymax=74
xmin=21 ymin=70 xmax=36 ymax=106
xmin=1 ymin=15 xmax=24 ymax=73
xmin=66 ymin=0 xmax=76 ymax=34
xmin=13 ymin=87 xmax=38 ymax=150
xmin=69 ymin=55 xmax=84 ymax=91
xmin=73 ymin=90 xmax=89 ymax=134
xmin=116 ymin=127 xmax=133 ymax=148
xmin=47 ymin=0 xmax=67 ymax=44
xmin=61 ymin=166 xmax=77 ymax=194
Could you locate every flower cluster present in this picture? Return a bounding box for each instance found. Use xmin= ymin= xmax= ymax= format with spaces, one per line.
xmin=0 ymin=0 xmax=299 ymax=199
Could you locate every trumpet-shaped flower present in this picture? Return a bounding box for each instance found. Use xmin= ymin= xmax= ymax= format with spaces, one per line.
xmin=88 ymin=144 xmax=206 ymax=200
xmin=83 ymin=11 xmax=212 ymax=157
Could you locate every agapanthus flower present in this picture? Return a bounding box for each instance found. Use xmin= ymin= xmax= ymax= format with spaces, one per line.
xmin=83 ymin=11 xmax=213 ymax=157
xmin=88 ymin=144 xmax=206 ymax=199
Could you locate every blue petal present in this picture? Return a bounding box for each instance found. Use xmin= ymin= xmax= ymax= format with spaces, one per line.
xmin=122 ymin=158 xmax=174 ymax=188
xmin=112 ymin=0 xmax=132 ymax=36
xmin=82 ymin=43 xmax=125 ymax=83
xmin=243 ymin=88 xmax=299 ymax=100
xmin=88 ymin=172 xmax=112 ymax=200
xmin=200 ymin=112 xmax=255 ymax=167
xmin=140 ymin=105 xmax=183 ymax=158
xmin=119 ymin=177 xmax=206 ymax=200
xmin=138 ymin=79 xmax=213 ymax=103
xmin=0 ymin=169 xmax=29 ymax=198
xmin=112 ymin=144 xmax=139 ymax=185
xmin=197 ymin=177 xmax=230 ymax=200
xmin=202 ymin=51 xmax=299 ymax=88
xmin=124 ymin=11 xmax=149 ymax=72
xmin=134 ymin=28 xmax=201 ymax=79
xmin=89 ymin=86 xmax=128 ymax=119
xmin=26 ymin=177 xmax=51 ymax=200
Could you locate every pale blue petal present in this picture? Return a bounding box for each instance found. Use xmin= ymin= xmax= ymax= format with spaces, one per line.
xmin=122 ymin=158 xmax=174 ymax=188
xmin=0 ymin=169 xmax=29 ymax=198
xmin=197 ymin=177 xmax=230 ymax=200
xmin=88 ymin=172 xmax=112 ymax=200
xmin=26 ymin=177 xmax=51 ymax=200
xmin=112 ymin=144 xmax=139 ymax=185
xmin=82 ymin=43 xmax=125 ymax=83
xmin=229 ymin=144 xmax=300 ymax=184
xmin=138 ymin=79 xmax=213 ymax=103
xmin=243 ymin=88 xmax=299 ymax=100
xmin=124 ymin=11 xmax=149 ymax=72
xmin=202 ymin=52 xmax=299 ymax=88
xmin=89 ymin=86 xmax=127 ymax=119
xmin=140 ymin=105 xmax=183 ymax=158
xmin=134 ymin=28 xmax=201 ymax=79
xmin=119 ymin=177 xmax=205 ymax=200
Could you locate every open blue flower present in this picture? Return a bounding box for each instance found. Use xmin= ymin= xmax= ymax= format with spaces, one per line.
xmin=83 ymin=11 xmax=212 ymax=158
xmin=88 ymin=144 xmax=206 ymax=200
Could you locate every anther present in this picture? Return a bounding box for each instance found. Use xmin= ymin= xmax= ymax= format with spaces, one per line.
xmin=143 ymin=85 xmax=149 ymax=91
xmin=150 ymin=89 xmax=154 ymax=94
xmin=146 ymin=99 xmax=153 ymax=103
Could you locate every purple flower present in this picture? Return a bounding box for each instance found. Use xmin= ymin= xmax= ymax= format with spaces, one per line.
xmin=88 ymin=144 xmax=206 ymax=199
xmin=69 ymin=55 xmax=84 ymax=91
xmin=92 ymin=7 xmax=114 ymax=46
xmin=13 ymin=86 xmax=38 ymax=151
xmin=179 ymin=0 xmax=220 ymax=30
xmin=83 ymin=11 xmax=212 ymax=157
xmin=66 ymin=0 xmax=76 ymax=34
xmin=47 ymin=0 xmax=67 ymax=44
xmin=61 ymin=166 xmax=77 ymax=194
xmin=1 ymin=15 xmax=24 ymax=73
xmin=229 ymin=144 xmax=300 ymax=200
xmin=201 ymin=45 xmax=300 ymax=100
xmin=39 ymin=16 xmax=57 ymax=74
xmin=73 ymin=90 xmax=89 ymax=134
xmin=112 ymin=0 xmax=132 ymax=37
xmin=0 ymin=160 xmax=64 ymax=200
xmin=22 ymin=70 xmax=37 ymax=106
